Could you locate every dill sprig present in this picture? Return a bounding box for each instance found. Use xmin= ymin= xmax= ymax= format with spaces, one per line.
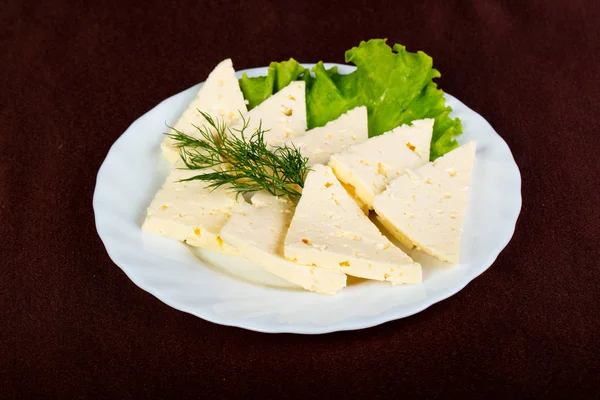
xmin=166 ymin=111 xmax=310 ymax=199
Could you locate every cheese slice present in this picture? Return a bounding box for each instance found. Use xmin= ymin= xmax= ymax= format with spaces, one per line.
xmin=285 ymin=106 xmax=368 ymax=166
xmin=220 ymin=192 xmax=347 ymax=295
xmin=373 ymin=141 xmax=476 ymax=264
xmin=161 ymin=59 xmax=248 ymax=163
xmin=284 ymin=164 xmax=421 ymax=285
xmin=230 ymin=81 xmax=306 ymax=149
xmin=142 ymin=164 xmax=247 ymax=255
xmin=329 ymin=118 xmax=433 ymax=210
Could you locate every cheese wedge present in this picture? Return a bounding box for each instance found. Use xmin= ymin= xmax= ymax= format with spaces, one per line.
xmin=284 ymin=164 xmax=421 ymax=285
xmin=231 ymin=81 xmax=306 ymax=149
xmin=220 ymin=192 xmax=347 ymax=295
xmin=373 ymin=141 xmax=476 ymax=264
xmin=142 ymin=164 xmax=247 ymax=255
xmin=329 ymin=118 xmax=433 ymax=209
xmin=285 ymin=106 xmax=368 ymax=166
xmin=161 ymin=59 xmax=248 ymax=163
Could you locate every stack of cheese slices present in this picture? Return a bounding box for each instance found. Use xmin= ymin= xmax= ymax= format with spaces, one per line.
xmin=143 ymin=59 xmax=477 ymax=295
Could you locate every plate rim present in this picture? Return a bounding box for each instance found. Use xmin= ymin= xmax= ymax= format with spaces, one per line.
xmin=93 ymin=63 xmax=522 ymax=334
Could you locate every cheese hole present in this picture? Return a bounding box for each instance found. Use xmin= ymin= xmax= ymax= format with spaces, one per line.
xmin=339 ymin=261 xmax=350 ymax=267
xmin=406 ymin=142 xmax=416 ymax=152
xmin=301 ymin=238 xmax=312 ymax=246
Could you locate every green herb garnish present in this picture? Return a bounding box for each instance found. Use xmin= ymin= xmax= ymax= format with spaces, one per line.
xmin=167 ymin=111 xmax=310 ymax=199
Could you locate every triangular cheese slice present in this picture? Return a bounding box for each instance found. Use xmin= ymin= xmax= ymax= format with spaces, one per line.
xmin=142 ymin=162 xmax=247 ymax=255
xmin=230 ymin=81 xmax=306 ymax=149
xmin=220 ymin=192 xmax=346 ymax=295
xmin=284 ymin=164 xmax=421 ymax=285
xmin=373 ymin=141 xmax=476 ymax=264
xmin=329 ymin=118 xmax=433 ymax=210
xmin=285 ymin=106 xmax=368 ymax=166
xmin=161 ymin=59 xmax=248 ymax=163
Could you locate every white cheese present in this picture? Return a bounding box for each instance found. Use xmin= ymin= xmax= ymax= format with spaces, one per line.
xmin=329 ymin=118 xmax=433 ymax=209
xmin=161 ymin=59 xmax=248 ymax=163
xmin=142 ymin=164 xmax=248 ymax=255
xmin=220 ymin=192 xmax=347 ymax=295
xmin=373 ymin=141 xmax=476 ymax=264
xmin=285 ymin=106 xmax=368 ymax=166
xmin=284 ymin=164 xmax=421 ymax=285
xmin=230 ymin=81 xmax=306 ymax=149
xmin=374 ymin=215 xmax=416 ymax=250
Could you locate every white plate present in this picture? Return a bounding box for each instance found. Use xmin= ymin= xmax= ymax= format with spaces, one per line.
xmin=93 ymin=63 xmax=521 ymax=334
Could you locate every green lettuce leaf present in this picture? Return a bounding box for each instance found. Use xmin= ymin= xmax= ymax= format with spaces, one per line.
xmin=307 ymin=39 xmax=462 ymax=160
xmin=238 ymin=40 xmax=462 ymax=159
xmin=239 ymin=59 xmax=308 ymax=109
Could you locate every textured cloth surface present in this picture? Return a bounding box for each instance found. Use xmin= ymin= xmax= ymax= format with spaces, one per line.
xmin=1 ymin=0 xmax=599 ymax=398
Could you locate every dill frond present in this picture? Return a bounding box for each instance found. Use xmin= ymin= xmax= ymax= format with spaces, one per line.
xmin=166 ymin=110 xmax=309 ymax=198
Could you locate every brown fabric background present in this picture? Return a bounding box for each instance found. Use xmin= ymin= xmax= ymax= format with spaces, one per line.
xmin=1 ymin=0 xmax=599 ymax=398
